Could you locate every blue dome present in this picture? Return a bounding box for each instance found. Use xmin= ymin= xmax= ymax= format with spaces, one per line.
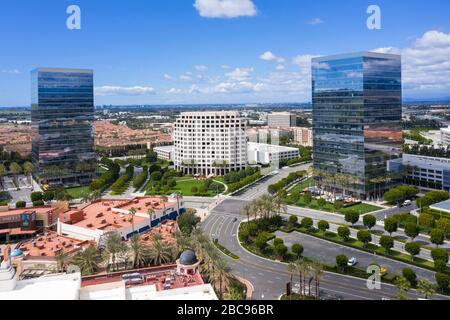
xmin=11 ymin=249 xmax=23 ymax=257
xmin=179 ymin=250 xmax=198 ymax=265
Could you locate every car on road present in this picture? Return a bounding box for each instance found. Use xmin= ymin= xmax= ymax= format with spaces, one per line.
xmin=233 ymin=217 xmax=238 ymax=222
xmin=347 ymin=257 xmax=358 ymax=266
xmin=403 ymin=200 xmax=412 ymax=206
xmin=380 ymin=267 xmax=388 ymax=276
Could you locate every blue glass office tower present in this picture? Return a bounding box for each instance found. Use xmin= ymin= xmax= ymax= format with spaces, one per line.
xmin=312 ymin=52 xmax=402 ymax=199
xmin=31 ymin=68 xmax=96 ymax=188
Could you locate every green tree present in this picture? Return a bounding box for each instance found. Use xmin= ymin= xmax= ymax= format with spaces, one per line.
xmin=73 ymin=245 xmax=102 ymax=276
xmin=384 ymin=217 xmax=398 ymax=236
xmin=291 ymin=244 xmax=304 ymax=258
xmin=396 ymin=276 xmax=411 ymax=300
xmin=405 ymin=242 xmax=421 ymax=261
xmin=344 ymin=211 xmax=360 ymax=226
xmin=130 ymin=234 xmax=149 ymax=269
xmin=317 ymin=198 xmax=326 ymax=208
xmin=336 ymin=255 xmax=348 ymax=272
xmin=379 ymin=235 xmax=394 ymax=254
xmin=318 ymin=220 xmax=330 ymax=232
xmin=16 ymin=201 xmax=26 ymax=208
xmin=23 ymin=161 xmax=34 ymax=185
xmin=55 ymin=251 xmax=72 ymax=272
xmin=301 ymin=217 xmax=314 ymax=231
xmin=255 ymin=233 xmax=268 ymax=251
xmin=289 ymin=215 xmax=298 ymax=225
xmin=402 ymin=268 xmax=417 ymax=287
xmin=431 ymin=248 xmax=449 ymax=263
xmin=337 ymin=226 xmax=351 ymax=242
xmin=419 ymin=213 xmax=435 ymax=229
xmin=0 ymin=164 xmax=6 ymax=189
xmin=303 ymin=193 xmax=312 ymax=206
xmin=357 ymin=230 xmax=372 ymax=248
xmin=436 ymin=218 xmax=450 ymax=239
xmin=9 ymin=162 xmax=22 ymax=186
xmin=363 ymin=214 xmax=376 ymax=230
xmin=178 ymin=210 xmax=201 ymax=235
xmin=404 ymin=223 xmax=420 ymax=241
xmin=430 ymin=229 xmax=445 ymax=248
xmin=435 ymin=273 xmax=450 ymax=293
xmin=148 ymin=239 xmax=175 ymax=266
xmin=275 ymin=244 xmax=288 ymax=259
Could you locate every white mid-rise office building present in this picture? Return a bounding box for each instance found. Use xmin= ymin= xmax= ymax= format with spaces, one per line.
xmin=174 ymin=111 xmax=247 ymax=176
xmin=247 ymin=142 xmax=300 ymax=165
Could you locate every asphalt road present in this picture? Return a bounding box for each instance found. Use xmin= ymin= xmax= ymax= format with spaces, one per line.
xmin=201 ymin=202 xmax=450 ymax=300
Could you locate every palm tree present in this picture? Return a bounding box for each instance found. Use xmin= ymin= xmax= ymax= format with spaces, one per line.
xmin=130 ymin=234 xmax=149 ymax=269
xmin=55 ymin=250 xmax=72 ymax=272
xmin=287 ymin=262 xmax=297 ymax=298
xmin=129 ymin=207 xmax=137 ymax=234
xmin=148 ymin=239 xmax=174 ymax=266
xmin=274 ymin=194 xmax=287 ymax=216
xmin=103 ymin=232 xmax=126 ymax=272
xmin=23 ymin=161 xmax=34 ymax=185
xmin=417 ymin=279 xmax=436 ymax=300
xmin=395 ymin=276 xmax=411 ymax=300
xmin=73 ymin=245 xmax=102 ymax=276
xmin=161 ymin=196 xmax=168 ymax=214
xmin=174 ymin=231 xmax=191 ymax=255
xmin=211 ymin=258 xmax=232 ymax=299
xmin=9 ymin=162 xmax=22 ymax=187
xmin=310 ymin=261 xmax=324 ymax=300
xmin=241 ymin=203 xmax=252 ymax=222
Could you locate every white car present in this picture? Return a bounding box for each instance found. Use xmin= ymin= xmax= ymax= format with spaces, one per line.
xmin=403 ymin=200 xmax=412 ymax=206
xmin=347 ymin=257 xmax=358 ymax=266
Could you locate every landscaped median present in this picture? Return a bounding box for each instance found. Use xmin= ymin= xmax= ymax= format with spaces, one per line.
xmin=213 ymin=240 xmax=240 ymax=260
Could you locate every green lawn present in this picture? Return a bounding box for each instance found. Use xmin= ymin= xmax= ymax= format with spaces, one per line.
xmin=340 ymin=203 xmax=383 ymax=215
xmin=145 ymin=178 xmax=218 ymax=197
xmin=289 ymin=178 xmax=315 ymax=194
xmin=65 ymin=186 xmax=91 ymax=199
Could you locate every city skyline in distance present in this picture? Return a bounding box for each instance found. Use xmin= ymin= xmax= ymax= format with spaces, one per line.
xmin=1 ymin=0 xmax=450 ymax=106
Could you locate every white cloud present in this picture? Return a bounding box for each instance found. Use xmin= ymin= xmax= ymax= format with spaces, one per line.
xmin=167 ymin=88 xmax=183 ymax=94
xmin=226 ymin=67 xmax=254 ymax=81
xmin=221 ymin=65 xmax=231 ymax=69
xmin=259 ymin=51 xmax=285 ymax=63
xmin=95 ymin=86 xmax=156 ymax=96
xmin=194 ymin=0 xmax=257 ymax=18
xmin=195 ymin=65 xmax=208 ymax=72
xmin=214 ymin=81 xmax=264 ymax=93
xmin=164 ymin=74 xmax=175 ymax=80
xmin=180 ymin=74 xmax=194 ymax=82
xmin=276 ymin=64 xmax=285 ymax=71
xmin=307 ymin=18 xmax=324 ymax=25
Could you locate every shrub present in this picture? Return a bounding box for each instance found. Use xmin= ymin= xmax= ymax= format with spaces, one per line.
xmin=345 ymin=211 xmax=360 ymax=226
xmin=357 ymin=230 xmax=372 ymax=248
xmin=384 ymin=217 xmax=398 ymax=235
xmin=132 ymin=166 xmax=148 ymax=190
xmin=42 ymin=191 xmax=55 ymax=202
xmin=405 ymin=223 xmax=420 ymax=241
xmin=191 ymin=186 xmax=198 ymax=194
xmin=31 ymin=192 xmax=43 ymax=202
xmin=275 ymin=244 xmax=288 ymax=258
xmin=273 ymin=238 xmax=284 ymax=246
xmin=32 ymin=200 xmax=45 ymax=207
xmin=16 ymin=201 xmax=26 ymax=208
xmin=402 ymin=268 xmax=417 ymax=287
xmin=418 ymin=213 xmax=435 ymax=229
xmin=431 ymin=248 xmax=449 ymax=263
xmin=430 ymin=229 xmax=445 ymax=247
xmin=434 ymin=260 xmax=448 ymax=273
xmin=301 ymin=217 xmax=314 ymax=230
xmin=336 ymin=255 xmax=348 ymax=272
xmin=379 ymin=235 xmax=394 ymax=254
xmin=405 ymin=242 xmax=421 ymax=261
xmin=435 ymin=273 xmax=450 ymax=292
xmin=289 ymin=215 xmax=298 ymax=225
xmin=363 ymin=214 xmax=376 ymax=230
xmin=417 ymin=191 xmax=450 ymax=208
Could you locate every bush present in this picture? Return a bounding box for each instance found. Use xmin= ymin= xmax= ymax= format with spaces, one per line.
xmin=384 ymin=217 xmax=398 ymax=235
xmin=132 ymin=166 xmax=148 ymax=190
xmin=405 ymin=242 xmax=421 ymax=260
xmin=318 ymin=220 xmax=330 ymax=232
xmin=178 ymin=211 xmax=201 ymax=235
xmin=191 ymin=186 xmax=198 ymax=194
xmin=228 ymin=171 xmax=262 ymax=193
xmin=32 ymin=200 xmax=45 ymax=207
xmin=275 ymin=244 xmax=288 ymax=258
xmin=111 ymin=165 xmax=134 ymax=194
xmin=273 ymin=238 xmax=284 ymax=246
xmin=436 ymin=218 xmax=450 ymax=237
xmin=42 ymin=191 xmax=55 ymax=202
xmin=16 ymin=201 xmax=26 ymax=208
xmin=434 ymin=260 xmax=448 ymax=273
xmin=31 ymin=192 xmax=43 ymax=202
xmin=417 ymin=191 xmax=450 ymax=208
xmin=268 ymin=171 xmax=306 ymax=194
xmin=255 ymin=233 xmax=270 ymax=250
xmin=356 ymin=230 xmax=372 ymax=248
xmin=419 ymin=213 xmax=436 ymax=228
xmin=90 ymin=160 xmax=120 ymax=191
xmin=402 ymin=268 xmax=417 ymax=287
xmin=404 ymin=223 xmax=419 ymax=241
xmin=291 ymin=244 xmax=304 ymax=258
xmin=379 ymin=235 xmax=394 ymax=254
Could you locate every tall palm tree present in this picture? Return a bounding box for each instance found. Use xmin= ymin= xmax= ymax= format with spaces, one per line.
xmin=103 ymin=232 xmax=126 ymax=272
xmin=73 ymin=245 xmax=102 ymax=276
xmin=55 ymin=250 xmax=72 ymax=273
xmin=211 ymin=258 xmax=232 ymax=299
xmin=148 ymin=239 xmax=174 ymax=266
xmin=310 ymin=261 xmax=324 ymax=299
xmin=174 ymin=231 xmax=191 ymax=255
xmin=129 ymin=207 xmax=137 ymax=234
xmin=161 ymin=195 xmax=168 ymax=214
xmin=287 ymin=262 xmax=297 ymax=298
xmin=241 ymin=203 xmax=252 ymax=222
xmin=130 ymin=234 xmax=149 ymax=269
xmin=417 ymin=279 xmax=436 ymax=300
xmin=395 ymin=276 xmax=411 ymax=300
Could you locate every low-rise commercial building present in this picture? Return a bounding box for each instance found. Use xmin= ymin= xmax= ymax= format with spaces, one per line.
xmin=268 ymin=112 xmax=297 ymax=128
xmin=154 ymin=145 xmax=174 ymax=161
xmin=247 ymin=142 xmax=300 ymax=165
xmin=402 ymin=154 xmax=450 ymax=191
xmin=293 ymin=127 xmax=313 ymax=147
xmin=57 ymin=196 xmax=185 ymax=242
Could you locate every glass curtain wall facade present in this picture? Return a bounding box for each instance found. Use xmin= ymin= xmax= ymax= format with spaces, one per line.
xmin=312 ymin=52 xmax=402 ymax=199
xmin=31 ymin=68 xmax=96 ymax=188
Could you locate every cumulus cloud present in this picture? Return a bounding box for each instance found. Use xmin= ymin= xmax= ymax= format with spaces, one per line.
xmin=164 ymin=74 xmax=175 ymax=80
xmin=180 ymin=74 xmax=194 ymax=82
xmin=259 ymin=51 xmax=285 ymax=63
xmin=214 ymin=81 xmax=264 ymax=93
xmin=194 ymin=0 xmax=257 ymax=18
xmin=226 ymin=67 xmax=254 ymax=81
xmin=1 ymin=69 xmax=21 ymax=74
xmin=374 ymin=30 xmax=450 ymax=95
xmin=307 ymin=18 xmax=324 ymax=25
xmin=95 ymin=86 xmax=156 ymax=96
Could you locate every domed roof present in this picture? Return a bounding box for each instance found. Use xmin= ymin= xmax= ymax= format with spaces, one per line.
xmin=11 ymin=249 xmax=23 ymax=257
xmin=179 ymin=250 xmax=198 ymax=265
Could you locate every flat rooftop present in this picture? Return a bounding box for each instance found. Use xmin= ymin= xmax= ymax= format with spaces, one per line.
xmin=248 ymin=142 xmax=299 ymax=152
xmin=19 ymin=231 xmax=92 ymax=258
xmin=430 ymin=200 xmax=450 ymax=214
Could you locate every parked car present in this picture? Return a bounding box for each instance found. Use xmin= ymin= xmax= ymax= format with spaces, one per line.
xmin=347 ymin=257 xmax=358 ymax=266
xmin=403 ymin=200 xmax=412 ymax=206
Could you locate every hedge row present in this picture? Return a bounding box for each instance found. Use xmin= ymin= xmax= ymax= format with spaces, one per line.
xmin=111 ymin=165 xmax=134 ymax=194
xmin=228 ymin=171 xmax=262 ymax=193
xmin=132 ymin=166 xmax=148 ymax=191
xmin=268 ymin=171 xmax=307 ymax=194
xmin=90 ymin=158 xmax=120 ymax=191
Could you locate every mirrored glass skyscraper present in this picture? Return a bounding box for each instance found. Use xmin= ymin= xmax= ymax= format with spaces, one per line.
xmin=312 ymin=52 xmax=402 ymax=199
xmin=31 ymin=68 xmax=96 ymax=188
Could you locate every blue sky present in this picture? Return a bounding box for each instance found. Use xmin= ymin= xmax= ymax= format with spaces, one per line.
xmin=1 ymin=0 xmax=450 ymax=106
